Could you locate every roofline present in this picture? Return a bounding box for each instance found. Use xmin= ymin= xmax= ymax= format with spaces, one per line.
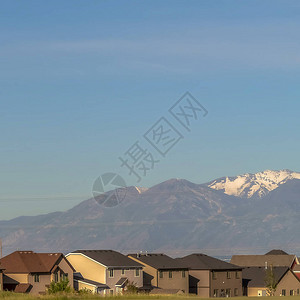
xmin=74 ymin=279 xmax=108 ymax=289
xmin=67 ymin=252 xmax=142 ymax=268
xmin=51 ymin=255 xmax=76 ymax=272
xmin=66 ymin=253 xmax=108 ymax=268
xmin=128 ymin=254 xmax=187 ymax=270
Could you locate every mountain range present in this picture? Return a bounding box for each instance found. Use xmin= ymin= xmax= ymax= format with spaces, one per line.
xmin=0 ymin=169 xmax=300 ymax=257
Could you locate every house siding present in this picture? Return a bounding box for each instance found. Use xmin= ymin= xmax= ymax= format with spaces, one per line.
xmin=66 ymin=254 xmax=106 ymax=284
xmin=106 ymin=268 xmax=143 ymax=294
xmin=157 ymin=269 xmax=189 ymax=293
xmin=188 ymin=270 xmax=242 ymax=298
xmin=275 ymin=270 xmax=300 ymax=296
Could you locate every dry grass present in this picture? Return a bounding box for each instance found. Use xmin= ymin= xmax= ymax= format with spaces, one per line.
xmin=1 ymin=292 xmax=300 ymax=300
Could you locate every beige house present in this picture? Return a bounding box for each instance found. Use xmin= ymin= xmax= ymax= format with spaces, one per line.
xmin=0 ymin=251 xmax=74 ymax=294
xmin=231 ymin=250 xmax=299 ymax=270
xmin=243 ymin=266 xmax=300 ymax=296
xmin=66 ymin=250 xmax=143 ymax=295
xmin=128 ymin=253 xmax=189 ymax=294
xmin=177 ymin=253 xmax=243 ymax=297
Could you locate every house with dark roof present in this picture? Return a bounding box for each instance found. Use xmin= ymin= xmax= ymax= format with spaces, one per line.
xmin=66 ymin=250 xmax=143 ymax=295
xmin=128 ymin=253 xmax=189 ymax=294
xmin=231 ymin=250 xmax=299 ymax=270
xmin=176 ymin=253 xmax=242 ymax=298
xmin=243 ymin=266 xmax=300 ymax=296
xmin=0 ymin=251 xmax=74 ymax=294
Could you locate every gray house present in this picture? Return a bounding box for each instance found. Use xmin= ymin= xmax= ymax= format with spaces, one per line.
xmin=66 ymin=250 xmax=143 ymax=295
xmin=128 ymin=253 xmax=189 ymax=294
xmin=177 ymin=253 xmax=243 ymax=297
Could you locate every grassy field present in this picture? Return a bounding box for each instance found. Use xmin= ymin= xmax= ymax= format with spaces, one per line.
xmin=1 ymin=293 xmax=300 ymax=300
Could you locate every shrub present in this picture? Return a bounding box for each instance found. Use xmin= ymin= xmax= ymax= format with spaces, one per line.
xmin=47 ymin=278 xmax=72 ymax=294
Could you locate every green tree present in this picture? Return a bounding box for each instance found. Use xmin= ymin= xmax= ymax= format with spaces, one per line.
xmin=48 ymin=278 xmax=72 ymax=294
xmin=264 ymin=267 xmax=278 ymax=296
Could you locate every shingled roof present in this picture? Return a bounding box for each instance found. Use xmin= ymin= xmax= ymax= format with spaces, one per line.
xmin=265 ymin=249 xmax=289 ymax=255
xmin=231 ymin=254 xmax=298 ymax=268
xmin=70 ymin=250 xmax=143 ymax=268
xmin=177 ymin=254 xmax=242 ymax=270
xmin=128 ymin=253 xmax=187 ymax=270
xmin=0 ymin=251 xmax=71 ymax=273
xmin=242 ymin=267 xmax=289 ymax=287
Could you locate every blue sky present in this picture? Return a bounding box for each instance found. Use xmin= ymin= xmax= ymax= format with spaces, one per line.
xmin=1 ymin=0 xmax=300 ymax=219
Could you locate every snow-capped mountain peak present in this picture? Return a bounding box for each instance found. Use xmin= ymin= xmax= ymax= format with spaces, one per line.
xmin=207 ymin=169 xmax=300 ymax=198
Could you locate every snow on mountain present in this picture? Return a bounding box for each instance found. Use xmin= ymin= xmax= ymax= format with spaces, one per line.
xmin=206 ymin=169 xmax=300 ymax=198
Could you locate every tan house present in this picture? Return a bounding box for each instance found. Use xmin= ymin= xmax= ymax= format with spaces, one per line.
xmin=177 ymin=253 xmax=243 ymax=297
xmin=231 ymin=250 xmax=299 ymax=270
xmin=128 ymin=253 xmax=189 ymax=294
xmin=0 ymin=251 xmax=74 ymax=294
xmin=66 ymin=250 xmax=143 ymax=295
xmin=243 ymin=266 xmax=300 ymax=296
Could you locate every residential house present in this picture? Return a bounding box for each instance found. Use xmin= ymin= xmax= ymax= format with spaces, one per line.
xmin=128 ymin=253 xmax=189 ymax=294
xmin=177 ymin=253 xmax=243 ymax=297
xmin=243 ymin=266 xmax=300 ymax=296
xmin=66 ymin=250 xmax=143 ymax=295
xmin=0 ymin=251 xmax=74 ymax=294
xmin=231 ymin=250 xmax=299 ymax=270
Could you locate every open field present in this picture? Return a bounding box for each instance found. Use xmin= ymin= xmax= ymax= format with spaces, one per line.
xmin=1 ymin=293 xmax=300 ymax=300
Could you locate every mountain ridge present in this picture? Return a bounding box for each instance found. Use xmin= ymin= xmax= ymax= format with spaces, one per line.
xmin=0 ymin=169 xmax=299 ymax=256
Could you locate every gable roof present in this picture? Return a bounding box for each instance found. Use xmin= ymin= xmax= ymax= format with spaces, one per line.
xmin=128 ymin=253 xmax=187 ymax=270
xmin=71 ymin=250 xmax=143 ymax=268
xmin=265 ymin=249 xmax=289 ymax=255
xmin=242 ymin=266 xmax=289 ymax=287
xmin=231 ymin=255 xmax=297 ymax=268
xmin=0 ymin=251 xmax=73 ymax=273
xmin=177 ymin=254 xmax=242 ymax=270
xmin=293 ymin=265 xmax=300 ymax=272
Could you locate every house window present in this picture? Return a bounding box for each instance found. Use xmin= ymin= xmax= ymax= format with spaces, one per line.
xmin=109 ymin=269 xmax=114 ymax=278
xmin=290 ymin=290 xmax=294 ymax=296
xmin=220 ymin=289 xmax=225 ymax=297
xmin=182 ymin=271 xmax=186 ymax=278
xmin=227 ymin=271 xmax=231 ymax=279
xmin=212 ymin=271 xmax=217 ymax=280
xmin=213 ymin=289 xmax=218 ymax=297
xmin=34 ymin=274 xmax=40 ymax=282
xmin=235 ymin=271 xmax=240 ymax=279
xmin=121 ymin=269 xmax=125 ymax=275
xmin=297 ymin=289 xmax=299 ymax=295
xmin=61 ymin=273 xmax=68 ymax=281
xmin=282 ymin=289 xmax=286 ymax=296
xmin=54 ymin=273 xmax=59 ymax=282
xmin=169 ymin=271 xmax=172 ymax=279
xmin=234 ymin=288 xmax=239 ymax=296
xmin=109 ymin=290 xmax=113 ymax=295
xmin=159 ymin=271 xmax=163 ymax=278
xmin=135 ymin=269 xmax=140 ymax=277
xmin=226 ymin=289 xmax=231 ymax=297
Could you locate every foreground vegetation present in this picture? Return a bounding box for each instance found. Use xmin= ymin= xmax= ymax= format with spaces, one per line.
xmin=1 ymin=292 xmax=300 ymax=300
